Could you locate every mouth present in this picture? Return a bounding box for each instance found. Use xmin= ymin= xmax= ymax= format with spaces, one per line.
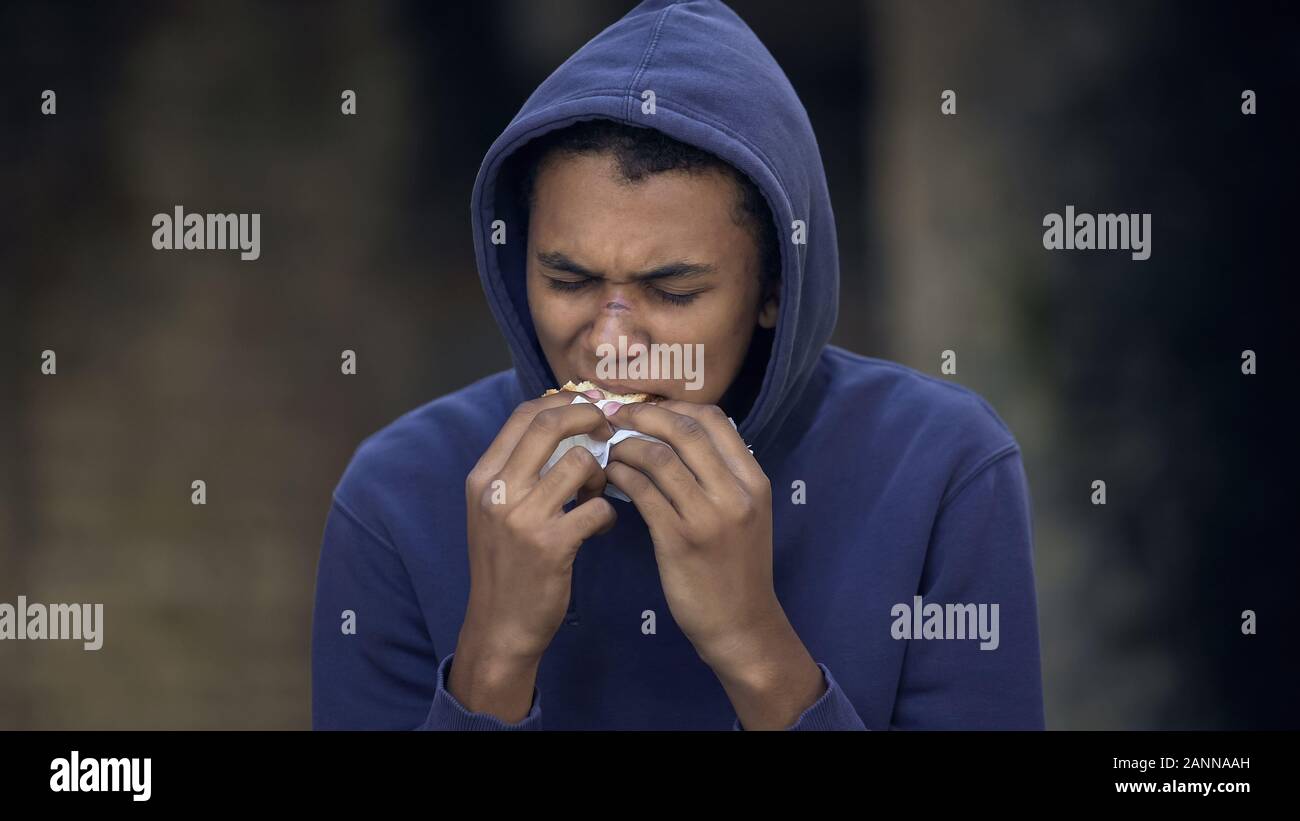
xmin=579 ymin=376 xmax=669 ymax=401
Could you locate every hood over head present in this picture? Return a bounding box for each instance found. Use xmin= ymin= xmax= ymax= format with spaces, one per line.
xmin=470 ymin=0 xmax=839 ymax=455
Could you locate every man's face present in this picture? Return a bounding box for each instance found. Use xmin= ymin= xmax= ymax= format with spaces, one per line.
xmin=525 ymin=152 xmax=778 ymax=404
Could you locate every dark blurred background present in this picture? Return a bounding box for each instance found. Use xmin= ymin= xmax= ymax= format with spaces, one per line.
xmin=1 ymin=0 xmax=1295 ymax=729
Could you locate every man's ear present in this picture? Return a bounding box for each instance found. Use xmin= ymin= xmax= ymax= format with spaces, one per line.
xmin=757 ymin=280 xmax=780 ymax=329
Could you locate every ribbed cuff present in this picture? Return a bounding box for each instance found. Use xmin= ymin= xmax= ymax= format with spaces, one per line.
xmin=418 ymin=651 xmax=542 ymax=730
xmin=732 ymin=662 xmax=867 ymax=731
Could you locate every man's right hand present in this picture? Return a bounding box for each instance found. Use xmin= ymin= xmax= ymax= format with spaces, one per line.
xmin=449 ymin=390 xmax=617 ymax=721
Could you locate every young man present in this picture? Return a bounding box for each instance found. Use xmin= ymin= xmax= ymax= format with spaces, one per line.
xmin=311 ymin=0 xmax=1044 ymax=730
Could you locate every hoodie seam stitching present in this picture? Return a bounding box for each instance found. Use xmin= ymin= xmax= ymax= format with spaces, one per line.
xmin=937 ymin=443 xmax=1020 ymax=513
xmin=652 ymin=97 xmax=795 ymax=215
xmin=331 ymin=495 xmax=401 ymax=556
xmin=498 ymin=96 xmax=795 ymax=213
xmin=625 ymin=1 xmax=680 ymax=120
xmin=549 ymin=88 xmax=637 ymax=108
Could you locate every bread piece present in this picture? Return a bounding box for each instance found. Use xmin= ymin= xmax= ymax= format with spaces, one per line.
xmin=542 ymin=379 xmax=662 ymax=404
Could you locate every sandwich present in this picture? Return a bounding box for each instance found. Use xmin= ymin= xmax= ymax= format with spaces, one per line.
xmin=543 ymin=379 xmax=663 ymax=404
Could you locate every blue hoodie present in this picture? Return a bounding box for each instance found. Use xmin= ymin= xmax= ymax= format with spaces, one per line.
xmin=311 ymin=0 xmax=1045 ymax=730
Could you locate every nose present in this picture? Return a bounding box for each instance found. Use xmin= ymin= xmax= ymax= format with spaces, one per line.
xmin=587 ymin=295 xmax=649 ymax=357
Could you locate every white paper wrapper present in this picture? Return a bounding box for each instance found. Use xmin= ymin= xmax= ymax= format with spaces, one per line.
xmin=540 ymin=394 xmax=749 ymax=503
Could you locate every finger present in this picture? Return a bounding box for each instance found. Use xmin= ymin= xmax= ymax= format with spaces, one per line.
xmin=476 ymin=391 xmax=601 ymax=478
xmin=531 ymin=444 xmax=606 ymax=513
xmin=605 ymin=460 xmax=677 ymax=527
xmin=573 ymin=441 xmax=612 ymax=506
xmin=588 ymin=421 xmax=613 ymax=444
xmin=605 ymin=402 xmax=736 ymax=493
xmin=499 ymin=401 xmax=611 ymax=489
xmin=653 ymin=399 xmax=760 ymax=483
xmin=608 ymin=437 xmax=704 ymax=517
xmin=554 ymin=495 xmax=618 ymax=546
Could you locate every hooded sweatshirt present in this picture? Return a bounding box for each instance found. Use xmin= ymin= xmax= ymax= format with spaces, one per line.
xmin=311 ymin=0 xmax=1045 ymax=730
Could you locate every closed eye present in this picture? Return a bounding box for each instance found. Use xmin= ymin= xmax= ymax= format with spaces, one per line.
xmin=544 ymin=276 xmax=593 ymax=293
xmin=543 ymin=273 xmax=702 ymax=306
xmin=651 ymin=288 xmax=699 ymax=306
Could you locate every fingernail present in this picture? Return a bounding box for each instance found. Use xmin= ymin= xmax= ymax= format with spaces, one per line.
xmin=601 ymin=401 xmax=623 ymax=417
xmin=583 ymin=389 xmax=605 ymax=400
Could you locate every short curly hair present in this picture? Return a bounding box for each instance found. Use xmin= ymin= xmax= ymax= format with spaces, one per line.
xmin=516 ymin=119 xmax=781 ymax=293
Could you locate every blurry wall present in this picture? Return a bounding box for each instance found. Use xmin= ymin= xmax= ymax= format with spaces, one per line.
xmin=868 ymin=0 xmax=1295 ymax=728
xmin=1 ymin=0 xmax=1294 ymax=728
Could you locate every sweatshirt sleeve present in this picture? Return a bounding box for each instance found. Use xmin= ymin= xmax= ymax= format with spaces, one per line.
xmin=731 ymin=661 xmax=868 ymax=730
xmin=422 ymin=651 xmax=542 ymax=730
xmin=888 ymin=446 xmax=1046 ymax=730
xmin=311 ymin=498 xmax=543 ymax=730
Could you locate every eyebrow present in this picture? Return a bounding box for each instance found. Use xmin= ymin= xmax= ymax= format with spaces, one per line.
xmin=536 ymin=250 xmax=716 ymax=282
